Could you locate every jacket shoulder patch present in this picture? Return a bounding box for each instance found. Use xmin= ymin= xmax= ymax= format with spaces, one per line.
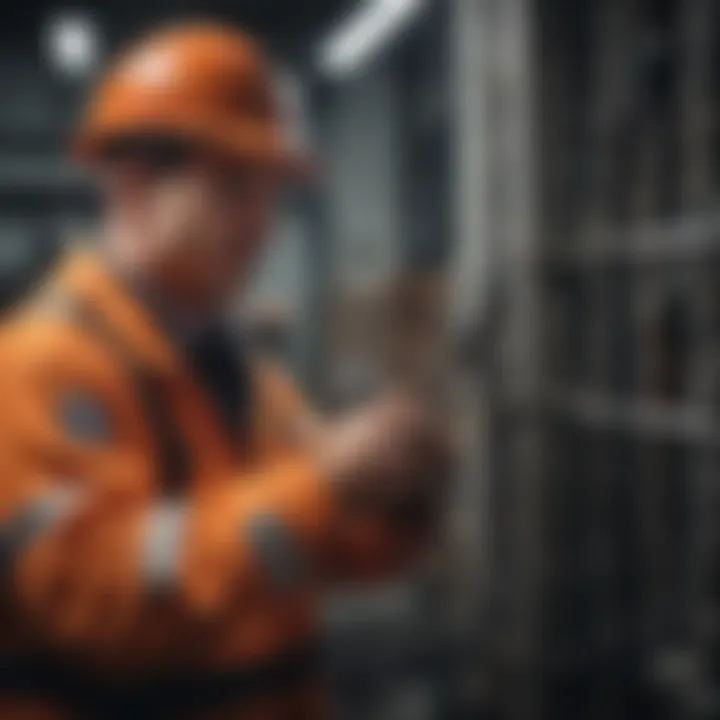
xmin=59 ymin=391 xmax=113 ymax=443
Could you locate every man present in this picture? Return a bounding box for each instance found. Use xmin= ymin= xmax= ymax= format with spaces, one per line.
xmin=0 ymin=22 xmax=451 ymax=720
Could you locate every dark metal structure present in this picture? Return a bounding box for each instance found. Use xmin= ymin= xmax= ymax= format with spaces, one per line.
xmin=485 ymin=0 xmax=720 ymax=717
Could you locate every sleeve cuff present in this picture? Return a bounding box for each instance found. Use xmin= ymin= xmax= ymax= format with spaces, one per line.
xmin=183 ymin=457 xmax=336 ymax=613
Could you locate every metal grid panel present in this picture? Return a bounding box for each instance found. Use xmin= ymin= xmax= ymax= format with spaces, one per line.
xmin=489 ymin=0 xmax=720 ymax=717
xmin=538 ymin=0 xmax=717 ymax=717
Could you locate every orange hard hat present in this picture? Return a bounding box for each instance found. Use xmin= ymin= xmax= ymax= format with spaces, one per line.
xmin=74 ymin=23 xmax=312 ymax=179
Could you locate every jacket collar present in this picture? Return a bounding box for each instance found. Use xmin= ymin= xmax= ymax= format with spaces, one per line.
xmin=54 ymin=246 xmax=190 ymax=377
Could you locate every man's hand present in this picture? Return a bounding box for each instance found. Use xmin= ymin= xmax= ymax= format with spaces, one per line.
xmin=315 ymin=394 xmax=454 ymax=566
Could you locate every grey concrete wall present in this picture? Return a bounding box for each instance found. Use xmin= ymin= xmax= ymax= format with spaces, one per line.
xmin=322 ymin=63 xmax=402 ymax=288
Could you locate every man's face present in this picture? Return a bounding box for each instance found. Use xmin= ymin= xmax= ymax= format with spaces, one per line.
xmin=134 ymin=152 xmax=281 ymax=308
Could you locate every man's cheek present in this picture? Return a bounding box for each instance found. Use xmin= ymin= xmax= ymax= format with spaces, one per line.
xmin=207 ymin=236 xmax=243 ymax=281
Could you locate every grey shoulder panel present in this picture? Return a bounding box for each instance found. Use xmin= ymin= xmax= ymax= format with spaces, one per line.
xmin=59 ymin=390 xmax=114 ymax=444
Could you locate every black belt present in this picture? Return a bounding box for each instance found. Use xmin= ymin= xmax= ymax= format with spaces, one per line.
xmin=0 ymin=642 xmax=320 ymax=718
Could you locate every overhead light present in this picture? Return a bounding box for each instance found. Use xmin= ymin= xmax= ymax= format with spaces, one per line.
xmin=44 ymin=13 xmax=100 ymax=77
xmin=318 ymin=0 xmax=426 ymax=79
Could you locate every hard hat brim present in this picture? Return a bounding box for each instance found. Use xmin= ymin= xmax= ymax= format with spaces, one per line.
xmin=73 ymin=118 xmax=318 ymax=184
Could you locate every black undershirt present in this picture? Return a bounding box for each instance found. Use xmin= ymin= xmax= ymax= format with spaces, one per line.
xmin=186 ymin=326 xmax=252 ymax=446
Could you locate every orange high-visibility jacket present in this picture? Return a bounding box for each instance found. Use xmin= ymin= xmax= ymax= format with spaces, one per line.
xmin=0 ymin=251 xmax=397 ymax=719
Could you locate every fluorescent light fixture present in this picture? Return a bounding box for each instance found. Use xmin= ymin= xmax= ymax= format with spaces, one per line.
xmin=44 ymin=13 xmax=100 ymax=77
xmin=318 ymin=0 xmax=426 ymax=79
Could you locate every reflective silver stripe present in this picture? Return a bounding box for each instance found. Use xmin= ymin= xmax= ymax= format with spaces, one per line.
xmin=246 ymin=513 xmax=306 ymax=590
xmin=0 ymin=488 xmax=82 ymax=571
xmin=140 ymin=501 xmax=187 ymax=593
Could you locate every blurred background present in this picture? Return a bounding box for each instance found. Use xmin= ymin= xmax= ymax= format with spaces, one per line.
xmin=0 ymin=0 xmax=719 ymax=718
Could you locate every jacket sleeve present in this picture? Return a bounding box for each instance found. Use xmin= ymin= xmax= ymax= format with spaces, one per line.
xmin=0 ymin=326 xmax=336 ymax=658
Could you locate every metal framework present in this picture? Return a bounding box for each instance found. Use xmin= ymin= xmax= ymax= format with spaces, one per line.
xmin=453 ymin=0 xmax=720 ymax=718
xmin=510 ymin=0 xmax=719 ymax=718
